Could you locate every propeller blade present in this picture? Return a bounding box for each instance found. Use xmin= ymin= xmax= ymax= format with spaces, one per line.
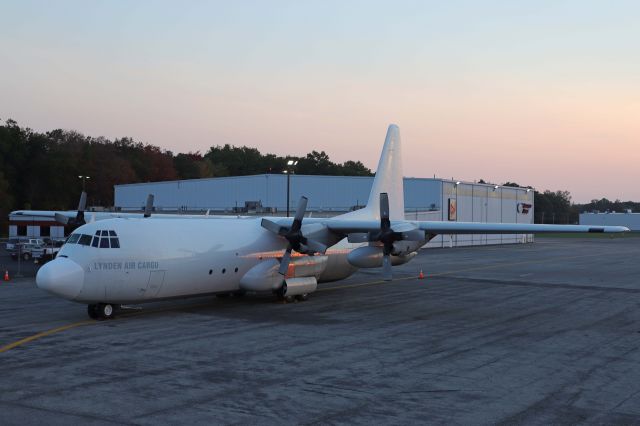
xmin=77 ymin=191 xmax=87 ymax=211
xmin=144 ymin=194 xmax=154 ymax=218
xmin=291 ymin=196 xmax=308 ymax=231
xmin=347 ymin=233 xmax=370 ymax=243
xmin=279 ymin=248 xmax=293 ymax=275
xmin=261 ymin=218 xmax=285 ymax=235
xmin=74 ymin=191 xmax=87 ymax=225
xmin=54 ymin=212 xmax=70 ymax=225
xmin=304 ymin=239 xmax=327 ymax=254
xmin=76 ymin=211 xmax=85 ymax=225
xmin=380 ymin=193 xmax=390 ymax=222
xmin=382 ymin=254 xmax=392 ymax=281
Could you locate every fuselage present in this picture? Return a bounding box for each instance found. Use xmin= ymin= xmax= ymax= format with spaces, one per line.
xmin=36 ymin=216 xmax=358 ymax=304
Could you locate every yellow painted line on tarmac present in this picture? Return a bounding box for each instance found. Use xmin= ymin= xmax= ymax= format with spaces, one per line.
xmin=0 ymin=302 xmax=214 ymax=354
xmin=0 ymin=320 xmax=94 ymax=354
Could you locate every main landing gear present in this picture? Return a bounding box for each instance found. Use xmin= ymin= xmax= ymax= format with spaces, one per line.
xmin=87 ymin=303 xmax=119 ymax=320
xmin=274 ymin=290 xmax=309 ymax=304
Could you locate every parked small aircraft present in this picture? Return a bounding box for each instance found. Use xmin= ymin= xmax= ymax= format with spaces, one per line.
xmin=36 ymin=125 xmax=629 ymax=319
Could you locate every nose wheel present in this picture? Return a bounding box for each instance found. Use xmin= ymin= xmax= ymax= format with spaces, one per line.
xmin=88 ymin=303 xmax=118 ymax=320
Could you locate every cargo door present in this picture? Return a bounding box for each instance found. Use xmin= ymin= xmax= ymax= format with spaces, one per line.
xmin=145 ymin=270 xmax=166 ymax=299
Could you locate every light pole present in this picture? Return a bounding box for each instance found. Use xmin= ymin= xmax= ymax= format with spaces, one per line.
xmin=285 ymin=160 xmax=298 ymax=217
xmin=493 ymin=185 xmax=500 ymax=244
xmin=454 ymin=181 xmax=461 ymax=246
xmin=78 ymin=175 xmax=90 ymax=191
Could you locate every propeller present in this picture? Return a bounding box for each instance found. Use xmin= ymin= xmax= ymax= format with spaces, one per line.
xmin=143 ymin=194 xmax=154 ymax=218
xmin=356 ymin=193 xmax=425 ymax=281
xmin=55 ymin=191 xmax=87 ymax=228
xmin=261 ymin=196 xmax=327 ymax=275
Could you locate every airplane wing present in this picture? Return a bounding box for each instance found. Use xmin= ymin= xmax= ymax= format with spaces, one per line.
xmin=415 ymin=221 xmax=629 ymax=234
xmin=325 ymin=219 xmax=630 ymax=235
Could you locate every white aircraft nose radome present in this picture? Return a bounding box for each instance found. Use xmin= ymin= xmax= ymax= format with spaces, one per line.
xmin=36 ymin=257 xmax=85 ymax=300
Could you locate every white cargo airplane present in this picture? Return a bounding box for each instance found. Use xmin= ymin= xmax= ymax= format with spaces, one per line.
xmin=36 ymin=125 xmax=629 ymax=319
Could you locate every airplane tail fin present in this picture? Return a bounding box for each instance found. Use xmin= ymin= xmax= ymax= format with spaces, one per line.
xmin=344 ymin=124 xmax=405 ymax=220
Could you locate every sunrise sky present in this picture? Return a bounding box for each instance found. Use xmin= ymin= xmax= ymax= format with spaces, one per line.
xmin=1 ymin=1 xmax=638 ymax=202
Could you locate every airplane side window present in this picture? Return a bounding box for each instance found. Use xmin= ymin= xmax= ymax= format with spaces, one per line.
xmin=67 ymin=234 xmax=80 ymax=244
xmin=92 ymin=237 xmax=100 ymax=247
xmin=110 ymin=238 xmax=120 ymax=248
xmin=78 ymin=234 xmax=92 ymax=246
xmin=100 ymin=237 xmax=110 ymax=248
xmin=109 ymin=230 xmax=117 ymax=237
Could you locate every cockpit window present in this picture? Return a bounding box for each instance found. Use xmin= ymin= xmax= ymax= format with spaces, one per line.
xmin=67 ymin=234 xmax=81 ymax=244
xmin=78 ymin=234 xmax=92 ymax=246
xmin=73 ymin=229 xmax=120 ymax=248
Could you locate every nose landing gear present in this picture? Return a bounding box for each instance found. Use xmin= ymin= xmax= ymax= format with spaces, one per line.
xmin=87 ymin=303 xmax=119 ymax=320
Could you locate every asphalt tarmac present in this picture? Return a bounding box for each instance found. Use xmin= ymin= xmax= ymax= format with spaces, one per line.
xmin=1 ymin=236 xmax=639 ymax=425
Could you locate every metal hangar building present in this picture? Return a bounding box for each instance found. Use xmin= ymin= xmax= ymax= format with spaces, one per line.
xmin=115 ymin=175 xmax=535 ymax=247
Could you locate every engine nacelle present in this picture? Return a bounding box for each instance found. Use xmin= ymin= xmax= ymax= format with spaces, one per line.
xmin=239 ymin=259 xmax=281 ymax=292
xmin=239 ymin=256 xmax=329 ymax=292
xmin=282 ymin=277 xmax=317 ymax=297
xmin=347 ymin=246 xmax=418 ymax=268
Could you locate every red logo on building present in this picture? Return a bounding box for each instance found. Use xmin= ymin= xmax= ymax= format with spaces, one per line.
xmin=517 ymin=203 xmax=532 ymax=214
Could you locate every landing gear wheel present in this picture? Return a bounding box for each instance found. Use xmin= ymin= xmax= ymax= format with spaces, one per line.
xmin=295 ymin=293 xmax=309 ymax=302
xmin=87 ymin=304 xmax=99 ymax=319
xmin=96 ymin=303 xmax=117 ymax=320
xmin=284 ymin=296 xmax=295 ymax=303
xmin=23 ymin=252 xmax=31 ymax=261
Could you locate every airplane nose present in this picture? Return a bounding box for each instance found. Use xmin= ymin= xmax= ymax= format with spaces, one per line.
xmin=36 ymin=258 xmax=85 ymax=300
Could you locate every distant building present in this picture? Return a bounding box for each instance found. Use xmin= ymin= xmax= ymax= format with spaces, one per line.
xmin=580 ymin=212 xmax=640 ymax=231
xmin=8 ymin=210 xmax=66 ymax=240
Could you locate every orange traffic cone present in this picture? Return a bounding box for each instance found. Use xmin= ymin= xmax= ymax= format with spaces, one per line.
xmin=418 ymin=269 xmax=425 ymax=279
xmin=3 ymin=270 xmax=9 ymax=281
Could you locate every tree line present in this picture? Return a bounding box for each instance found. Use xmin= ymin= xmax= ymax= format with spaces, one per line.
xmin=0 ymin=119 xmax=371 ymax=234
